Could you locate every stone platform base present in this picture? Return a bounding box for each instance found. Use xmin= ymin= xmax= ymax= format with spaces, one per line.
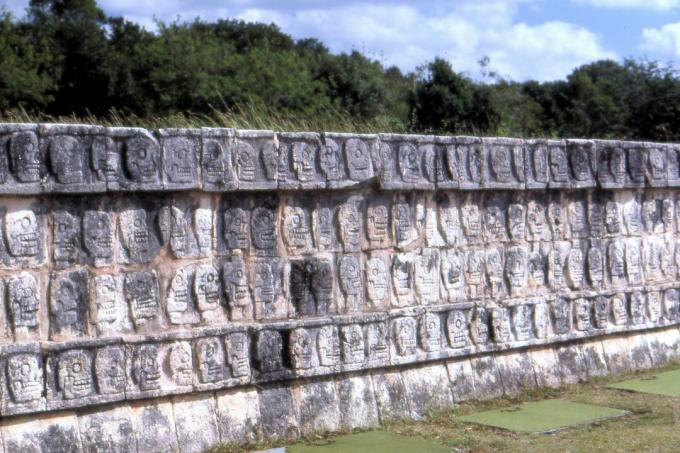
xmin=3 ymin=326 xmax=678 ymax=453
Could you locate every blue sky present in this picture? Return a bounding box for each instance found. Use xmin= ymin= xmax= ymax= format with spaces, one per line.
xmin=3 ymin=0 xmax=680 ymax=82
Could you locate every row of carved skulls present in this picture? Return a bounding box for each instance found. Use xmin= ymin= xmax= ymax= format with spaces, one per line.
xmin=6 ymin=287 xmax=675 ymax=407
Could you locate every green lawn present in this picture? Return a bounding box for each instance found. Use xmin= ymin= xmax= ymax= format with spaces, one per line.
xmin=207 ymin=362 xmax=680 ymax=453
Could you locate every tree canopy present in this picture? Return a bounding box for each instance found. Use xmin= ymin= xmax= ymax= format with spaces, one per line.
xmin=2 ymin=0 xmax=680 ymax=140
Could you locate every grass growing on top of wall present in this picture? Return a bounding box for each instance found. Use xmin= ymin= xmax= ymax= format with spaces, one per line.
xmin=206 ymin=361 xmax=680 ymax=453
xmin=0 ymin=104 xmax=408 ymax=134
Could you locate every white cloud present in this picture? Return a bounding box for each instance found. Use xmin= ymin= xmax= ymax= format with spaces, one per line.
xmin=640 ymin=23 xmax=680 ymax=57
xmin=571 ymin=0 xmax=680 ymax=10
xmin=0 ymin=0 xmax=619 ymax=81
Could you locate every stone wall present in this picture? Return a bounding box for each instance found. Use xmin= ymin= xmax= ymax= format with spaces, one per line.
xmin=0 ymin=124 xmax=678 ymax=451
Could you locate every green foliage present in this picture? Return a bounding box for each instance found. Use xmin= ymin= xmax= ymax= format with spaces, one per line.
xmin=2 ymin=0 xmax=680 ymax=140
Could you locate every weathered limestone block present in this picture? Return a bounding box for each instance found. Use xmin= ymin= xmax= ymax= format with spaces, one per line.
xmin=371 ymin=371 xmax=410 ymax=421
xmin=336 ymin=374 xmax=380 ymax=429
xmin=172 ymin=394 xmax=220 ymax=453
xmin=215 ymin=387 xmax=261 ymax=444
xmin=1 ymin=412 xmax=79 ymax=453
xmin=78 ymin=405 xmax=136 ymax=453
xmin=130 ymin=398 xmax=179 ymax=453
xmin=2 ymin=125 xmax=680 ymax=450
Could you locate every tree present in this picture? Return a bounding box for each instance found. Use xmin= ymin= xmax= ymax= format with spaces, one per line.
xmin=409 ymin=58 xmax=499 ymax=134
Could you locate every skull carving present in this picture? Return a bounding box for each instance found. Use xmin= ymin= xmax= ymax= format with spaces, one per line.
xmin=419 ymin=312 xmax=441 ymax=352
xmin=224 ymin=257 xmax=252 ymax=319
xmin=446 ymin=310 xmax=469 ymax=348
xmin=311 ymin=260 xmax=333 ymax=314
xmin=393 ymin=317 xmax=417 ymax=356
xmin=292 ymin=142 xmax=315 ymax=182
xmin=647 ymin=291 xmax=662 ymax=323
xmin=255 ymin=330 xmax=283 ymax=373
xmin=320 ymin=139 xmax=341 ymax=180
xmin=195 ymin=337 xmax=224 ymax=383
xmin=289 ymin=328 xmax=313 ymax=370
xmin=549 ymin=146 xmax=569 ymax=182
xmin=505 ymin=246 xmax=527 ymax=295
xmin=133 ymin=345 xmax=160 ymax=390
xmin=283 ymin=206 xmax=311 ymax=251
xmin=609 ymin=147 xmax=625 ymax=182
xmin=490 ymin=146 xmax=512 ymax=182
xmin=234 ymin=142 xmax=256 ymax=182
xmin=9 ymin=273 xmax=39 ymax=328
xmin=366 ymin=323 xmax=389 ymax=363
xmin=648 ymin=147 xmax=666 ymax=180
xmin=226 ymin=333 xmax=250 ymax=378
xmin=398 ymin=143 xmax=420 ymax=182
xmin=570 ymin=144 xmax=592 ymax=181
xmin=166 ymin=267 xmax=190 ymax=322
xmin=124 ymin=136 xmax=159 ymax=182
xmin=93 ymin=275 xmax=119 ymax=327
xmin=574 ymin=298 xmax=591 ymax=331
xmin=340 ymin=324 xmax=365 ymax=364
xmin=604 ymin=201 xmax=621 ymax=234
xmin=367 ymin=203 xmax=389 ymax=245
xmin=49 ymin=136 xmax=83 ymax=184
xmin=316 ymin=207 xmax=334 ymax=247
xmin=193 ymin=208 xmax=213 ymax=253
xmin=164 ymin=137 xmax=196 ymax=183
xmin=9 ymin=131 xmax=40 ymax=182
xmin=593 ymin=296 xmax=610 ymax=329
xmin=83 ymin=211 xmax=113 ymax=259
xmin=339 ymin=202 xmax=361 ymax=251
xmin=50 ymin=277 xmax=81 ymax=331
xmin=124 ymin=271 xmax=159 ymax=326
xmin=7 ymin=353 xmax=43 ymax=403
xmin=53 ymin=211 xmax=79 ymax=263
xmin=168 ymin=341 xmax=193 ymax=386
xmin=119 ymin=209 xmax=149 ymax=260
xmin=317 ymin=326 xmax=340 ymax=366
xmin=339 ymin=255 xmax=362 ymax=297
xmin=95 ymin=346 xmax=126 ymax=395
xmin=57 ymin=350 xmax=93 ymax=399
xmin=5 ymin=210 xmax=39 ymax=257
xmin=345 ymin=138 xmax=372 ymax=180
xmin=202 ymin=139 xmax=228 ymax=183
xmin=470 ymin=307 xmax=490 ymax=345
xmin=512 ymin=304 xmax=533 ymax=341
xmin=611 ymin=293 xmax=629 ymax=326
xmin=224 ymin=208 xmax=249 ymax=250
xmin=253 ymin=262 xmax=276 ymax=308
xmin=194 ymin=265 xmax=221 ymax=314
xmin=366 ymin=258 xmax=388 ymax=303
xmin=251 ymin=207 xmax=276 ymax=251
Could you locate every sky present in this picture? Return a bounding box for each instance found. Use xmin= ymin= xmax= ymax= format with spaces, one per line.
xmin=3 ymin=0 xmax=680 ymax=82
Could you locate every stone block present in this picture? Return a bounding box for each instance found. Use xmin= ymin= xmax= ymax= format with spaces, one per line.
xmin=336 ymin=374 xmax=380 ymax=429
xmin=159 ymin=128 xmax=201 ymax=190
xmin=215 ymin=387 xmax=261 ymax=444
xmin=293 ymin=380 xmax=341 ymax=435
xmin=469 ymin=355 xmax=503 ymax=400
xmin=495 ymin=351 xmax=536 ymax=396
xmin=378 ymin=134 xmax=436 ymax=190
xmin=371 ymin=370 xmax=410 ymax=421
xmin=106 ymin=127 xmax=163 ymax=191
xmin=258 ymin=385 xmax=299 ymax=440
xmin=172 ymin=394 xmax=220 ymax=453
xmin=130 ymin=398 xmax=179 ymax=453
xmin=1 ymin=412 xmax=80 ymax=453
xmin=401 ymin=364 xmax=453 ymax=418
xmin=445 ymin=358 xmax=476 ymax=402
xmin=78 ymin=405 xmax=136 ymax=453
xmin=529 ymin=347 xmax=562 ymax=388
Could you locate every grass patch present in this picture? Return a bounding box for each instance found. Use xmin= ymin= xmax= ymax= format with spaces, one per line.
xmin=0 ymin=105 xmax=408 ymax=134
xmin=206 ymin=362 xmax=680 ymax=452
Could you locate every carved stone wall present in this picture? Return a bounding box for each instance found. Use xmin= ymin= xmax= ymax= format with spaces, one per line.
xmin=0 ymin=124 xmax=679 ymax=451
